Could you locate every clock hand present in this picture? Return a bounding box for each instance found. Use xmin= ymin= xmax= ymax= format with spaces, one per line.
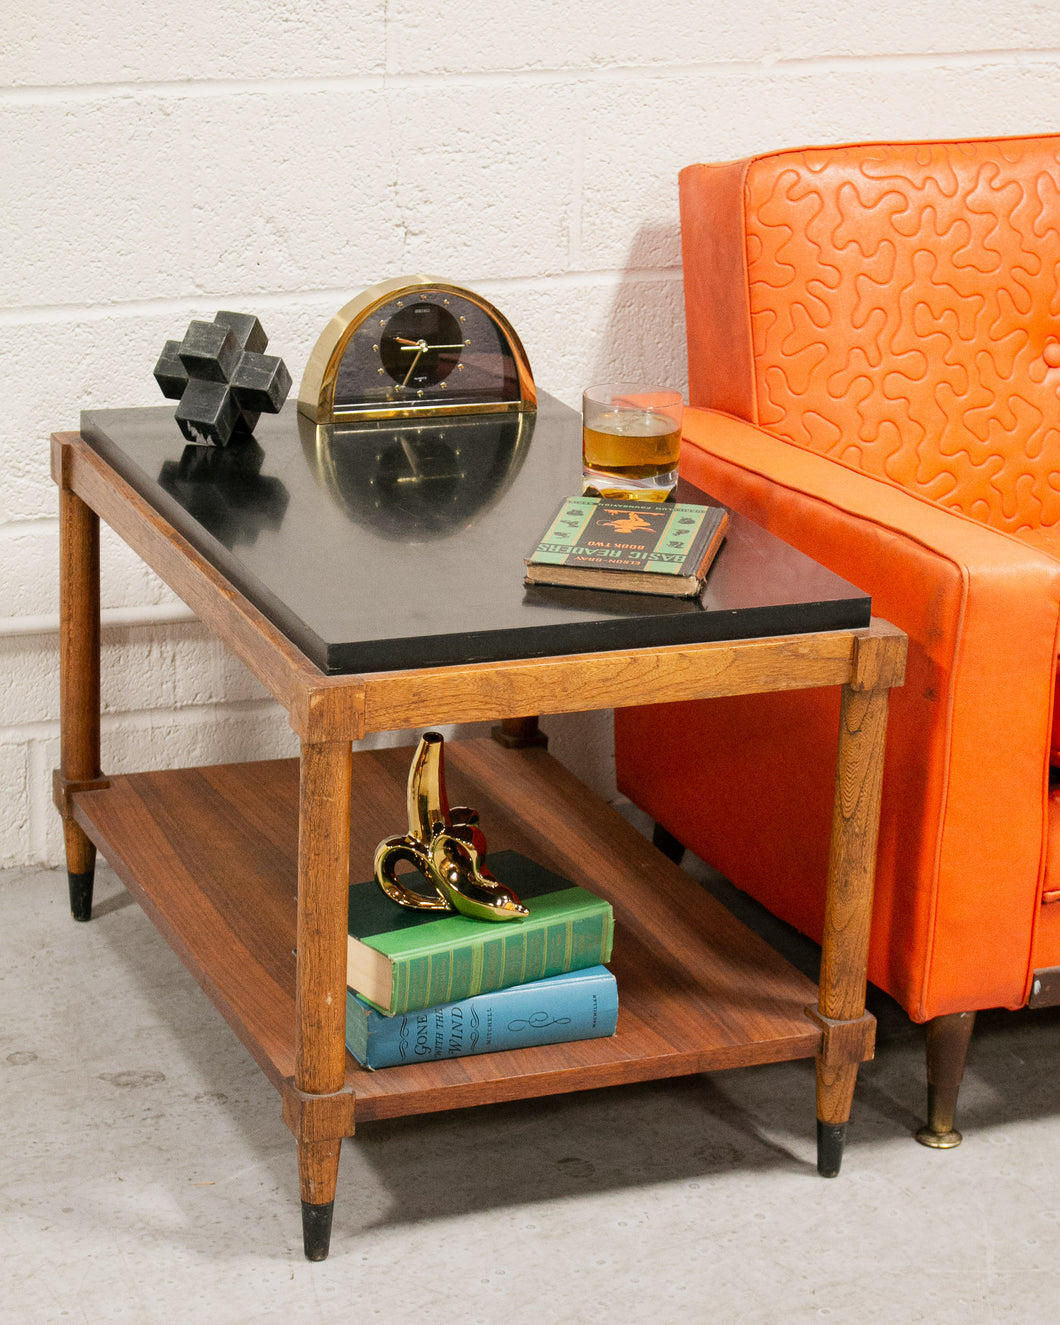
xmin=401 ymin=347 xmax=425 ymax=387
xmin=397 ymin=336 xmax=463 ymax=347
xmin=393 ymin=333 xmax=465 ymax=386
xmin=397 ymin=341 xmax=465 ymax=352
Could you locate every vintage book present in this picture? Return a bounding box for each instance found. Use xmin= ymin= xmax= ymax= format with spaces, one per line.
xmin=346 ymin=964 xmax=619 ymax=1069
xmin=347 ymin=850 xmax=614 ymax=1015
xmin=525 ymin=496 xmax=729 ymax=597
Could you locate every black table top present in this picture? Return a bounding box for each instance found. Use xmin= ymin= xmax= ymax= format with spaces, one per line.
xmin=79 ymin=394 xmax=871 ymax=675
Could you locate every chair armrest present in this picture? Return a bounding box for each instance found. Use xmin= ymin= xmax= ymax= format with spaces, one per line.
xmin=677 ymin=408 xmax=1060 ymax=1015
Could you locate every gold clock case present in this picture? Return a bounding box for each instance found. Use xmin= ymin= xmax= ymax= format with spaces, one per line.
xmin=298 ymin=275 xmax=536 ymax=425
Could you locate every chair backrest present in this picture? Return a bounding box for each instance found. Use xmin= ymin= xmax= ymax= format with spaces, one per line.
xmin=681 ymin=135 xmax=1060 ymax=536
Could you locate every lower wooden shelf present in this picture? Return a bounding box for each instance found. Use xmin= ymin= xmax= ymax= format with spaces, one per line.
xmin=72 ymin=739 xmax=825 ymax=1127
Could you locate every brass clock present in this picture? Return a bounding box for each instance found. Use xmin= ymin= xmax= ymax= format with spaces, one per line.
xmin=298 ymin=276 xmax=536 ymax=424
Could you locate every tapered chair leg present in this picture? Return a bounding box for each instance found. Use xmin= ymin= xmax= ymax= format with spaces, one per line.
xmin=915 ymin=1010 xmax=976 ymax=1148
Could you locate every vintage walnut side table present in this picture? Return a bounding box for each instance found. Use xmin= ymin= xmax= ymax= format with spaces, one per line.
xmin=52 ymin=395 xmax=906 ymax=1260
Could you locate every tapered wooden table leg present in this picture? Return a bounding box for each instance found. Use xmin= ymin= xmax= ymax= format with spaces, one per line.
xmin=813 ymin=657 xmax=893 ymax=1176
xmin=294 ymin=738 xmax=354 ymax=1260
xmin=298 ymin=1138 xmax=343 ymax=1261
xmin=56 ymin=476 xmax=105 ymax=921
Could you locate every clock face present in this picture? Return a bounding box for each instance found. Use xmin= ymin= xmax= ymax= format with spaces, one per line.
xmin=377 ymin=301 xmax=465 ymax=389
xmin=298 ymin=278 xmax=535 ymax=423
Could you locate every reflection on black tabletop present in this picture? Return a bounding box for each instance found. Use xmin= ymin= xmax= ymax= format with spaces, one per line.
xmin=158 ymin=437 xmax=289 ymax=550
xmin=303 ymin=412 xmax=531 ymax=541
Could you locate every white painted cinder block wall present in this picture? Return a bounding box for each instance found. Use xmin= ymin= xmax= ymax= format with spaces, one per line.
xmin=4 ymin=2 xmax=1060 ymax=868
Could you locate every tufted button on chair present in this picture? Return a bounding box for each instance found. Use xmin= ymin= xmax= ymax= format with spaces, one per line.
xmin=614 ymin=134 xmax=1060 ymax=1146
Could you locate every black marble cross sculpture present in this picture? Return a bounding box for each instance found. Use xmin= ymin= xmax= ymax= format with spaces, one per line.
xmin=154 ymin=311 xmax=292 ymax=446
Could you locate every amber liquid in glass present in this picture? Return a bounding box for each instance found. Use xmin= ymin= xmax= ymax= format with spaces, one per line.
xmin=582 ymin=409 xmax=681 ymax=501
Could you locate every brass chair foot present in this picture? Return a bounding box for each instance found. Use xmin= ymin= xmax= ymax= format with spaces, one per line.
xmin=915 ymin=1124 xmax=963 ymax=1149
xmin=917 ymin=1018 xmax=975 ymax=1150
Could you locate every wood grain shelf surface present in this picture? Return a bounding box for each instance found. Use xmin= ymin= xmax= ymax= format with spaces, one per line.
xmin=73 ymin=739 xmax=823 ymax=1127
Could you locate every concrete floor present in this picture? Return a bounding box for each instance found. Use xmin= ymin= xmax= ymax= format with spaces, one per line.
xmin=3 ymin=849 xmax=1060 ymax=1324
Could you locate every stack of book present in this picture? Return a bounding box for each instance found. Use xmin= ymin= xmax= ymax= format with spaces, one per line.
xmin=345 ymin=850 xmax=617 ymax=1069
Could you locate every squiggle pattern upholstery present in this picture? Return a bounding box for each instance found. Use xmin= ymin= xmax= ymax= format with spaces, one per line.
xmin=744 ymin=140 xmax=1060 ymax=537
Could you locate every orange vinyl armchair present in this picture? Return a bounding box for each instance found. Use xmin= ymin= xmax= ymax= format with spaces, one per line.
xmin=614 ymin=134 xmax=1060 ymax=1147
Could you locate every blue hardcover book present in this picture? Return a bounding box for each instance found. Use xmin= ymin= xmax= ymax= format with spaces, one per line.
xmin=346 ymin=965 xmax=618 ymax=1070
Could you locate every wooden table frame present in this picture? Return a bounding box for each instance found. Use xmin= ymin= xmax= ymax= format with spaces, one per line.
xmin=52 ymin=430 xmax=906 ymax=1261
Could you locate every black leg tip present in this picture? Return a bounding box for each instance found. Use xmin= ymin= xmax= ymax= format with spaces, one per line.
xmin=68 ymin=871 xmax=95 ymax=922
xmin=301 ymin=1200 xmax=334 ymax=1261
xmin=816 ymin=1121 xmax=846 ymax=1177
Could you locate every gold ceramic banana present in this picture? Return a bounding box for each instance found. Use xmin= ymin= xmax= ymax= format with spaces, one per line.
xmin=374 ymin=834 xmax=451 ymax=911
xmin=428 ymin=833 xmax=529 ymax=922
xmin=373 ymin=732 xmax=529 ymax=921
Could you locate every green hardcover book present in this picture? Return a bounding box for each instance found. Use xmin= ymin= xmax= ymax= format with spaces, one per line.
xmin=524 ymin=496 xmax=728 ymax=597
xmin=346 ymin=850 xmax=614 ymax=1015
